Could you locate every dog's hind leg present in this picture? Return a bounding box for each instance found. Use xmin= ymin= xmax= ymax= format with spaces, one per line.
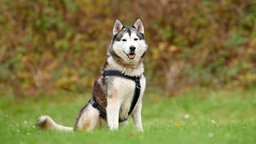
xmin=75 ymin=104 xmax=100 ymax=131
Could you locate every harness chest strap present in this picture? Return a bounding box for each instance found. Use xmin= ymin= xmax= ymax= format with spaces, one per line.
xmin=89 ymin=70 xmax=141 ymax=122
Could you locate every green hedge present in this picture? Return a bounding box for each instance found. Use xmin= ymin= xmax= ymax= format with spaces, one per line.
xmin=0 ymin=0 xmax=255 ymax=96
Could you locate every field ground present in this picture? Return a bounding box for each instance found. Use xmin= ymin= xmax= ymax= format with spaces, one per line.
xmin=0 ymin=88 xmax=256 ymax=144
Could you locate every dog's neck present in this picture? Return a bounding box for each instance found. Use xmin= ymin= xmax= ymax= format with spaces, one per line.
xmin=102 ymin=56 xmax=144 ymax=77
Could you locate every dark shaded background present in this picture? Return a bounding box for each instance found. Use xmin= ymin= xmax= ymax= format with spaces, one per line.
xmin=0 ymin=0 xmax=255 ymax=97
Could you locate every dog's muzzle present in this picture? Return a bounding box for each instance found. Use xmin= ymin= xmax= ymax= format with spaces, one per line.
xmin=126 ymin=46 xmax=136 ymax=59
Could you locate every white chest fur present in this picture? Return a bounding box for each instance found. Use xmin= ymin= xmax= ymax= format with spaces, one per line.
xmin=108 ymin=75 xmax=146 ymax=119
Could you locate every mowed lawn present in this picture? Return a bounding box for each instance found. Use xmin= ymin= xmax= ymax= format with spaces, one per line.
xmin=0 ymin=88 xmax=256 ymax=144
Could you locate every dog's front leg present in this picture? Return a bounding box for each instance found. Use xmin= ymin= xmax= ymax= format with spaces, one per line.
xmin=132 ymin=100 xmax=143 ymax=132
xmin=106 ymin=97 xmax=120 ymax=131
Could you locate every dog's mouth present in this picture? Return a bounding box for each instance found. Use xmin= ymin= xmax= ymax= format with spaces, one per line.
xmin=127 ymin=52 xmax=136 ymax=59
xmin=123 ymin=50 xmax=136 ymax=60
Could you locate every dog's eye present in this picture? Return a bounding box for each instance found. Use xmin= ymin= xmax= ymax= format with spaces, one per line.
xmin=134 ymin=38 xmax=138 ymax=41
xmin=122 ymin=39 xmax=127 ymax=42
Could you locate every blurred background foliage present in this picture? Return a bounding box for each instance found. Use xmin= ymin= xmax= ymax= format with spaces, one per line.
xmin=0 ymin=0 xmax=255 ymax=97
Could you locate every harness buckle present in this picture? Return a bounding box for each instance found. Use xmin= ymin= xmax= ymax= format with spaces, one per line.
xmin=89 ymin=99 xmax=97 ymax=108
xmin=136 ymin=85 xmax=141 ymax=89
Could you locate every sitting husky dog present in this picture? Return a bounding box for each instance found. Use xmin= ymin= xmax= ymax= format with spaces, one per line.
xmin=38 ymin=18 xmax=147 ymax=132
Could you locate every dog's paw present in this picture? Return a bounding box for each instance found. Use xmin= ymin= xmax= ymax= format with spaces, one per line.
xmin=137 ymin=128 xmax=144 ymax=132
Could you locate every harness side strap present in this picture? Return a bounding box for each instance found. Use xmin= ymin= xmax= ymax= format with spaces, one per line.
xmin=128 ymin=76 xmax=141 ymax=115
xmin=89 ymin=98 xmax=128 ymax=122
xmin=89 ymin=99 xmax=106 ymax=118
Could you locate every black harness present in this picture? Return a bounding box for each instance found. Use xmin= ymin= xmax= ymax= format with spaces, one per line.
xmin=89 ymin=70 xmax=141 ymax=122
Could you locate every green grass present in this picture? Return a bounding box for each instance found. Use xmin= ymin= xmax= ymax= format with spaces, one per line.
xmin=1 ymin=88 xmax=256 ymax=144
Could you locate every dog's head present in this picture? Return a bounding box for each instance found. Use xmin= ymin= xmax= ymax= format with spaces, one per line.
xmin=109 ymin=18 xmax=147 ymax=66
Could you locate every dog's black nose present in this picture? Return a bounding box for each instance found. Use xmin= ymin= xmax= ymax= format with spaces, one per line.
xmin=129 ymin=46 xmax=136 ymax=52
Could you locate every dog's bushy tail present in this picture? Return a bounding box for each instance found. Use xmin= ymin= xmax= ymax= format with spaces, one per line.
xmin=37 ymin=115 xmax=73 ymax=132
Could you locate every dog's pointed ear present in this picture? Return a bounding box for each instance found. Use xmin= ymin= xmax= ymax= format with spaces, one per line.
xmin=113 ymin=19 xmax=123 ymax=35
xmin=134 ymin=18 xmax=144 ymax=34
